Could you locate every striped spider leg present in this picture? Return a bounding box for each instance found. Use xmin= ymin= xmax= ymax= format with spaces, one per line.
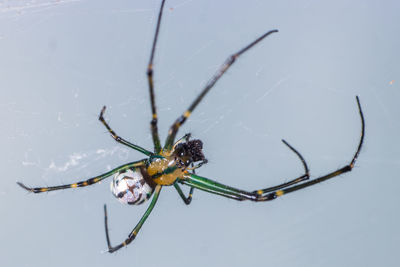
xmin=179 ymin=96 xmax=364 ymax=202
xmin=17 ymin=159 xmax=147 ymax=193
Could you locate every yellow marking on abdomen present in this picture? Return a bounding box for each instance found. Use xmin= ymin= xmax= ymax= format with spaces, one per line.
xmin=257 ymin=190 xmax=263 ymax=195
xmin=276 ymin=190 xmax=284 ymax=197
xmin=183 ymin=110 xmax=191 ymax=118
xmin=71 ymin=183 xmax=78 ymax=188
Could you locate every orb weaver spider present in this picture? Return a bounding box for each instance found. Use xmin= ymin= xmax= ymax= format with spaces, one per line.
xmin=18 ymin=0 xmax=365 ymax=253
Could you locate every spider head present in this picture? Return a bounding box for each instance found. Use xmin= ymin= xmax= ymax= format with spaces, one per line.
xmin=173 ymin=138 xmax=206 ymax=168
xmin=110 ymin=168 xmax=154 ymax=205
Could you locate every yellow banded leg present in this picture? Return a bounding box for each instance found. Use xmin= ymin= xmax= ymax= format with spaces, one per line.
xmin=99 ymin=106 xmax=152 ymax=156
xmin=17 ymin=160 xmax=146 ymax=193
xmin=164 ymin=30 xmax=278 ymax=150
xmin=145 ymin=0 xmax=167 ymax=153
xmin=147 ymin=64 xmax=162 ymax=153
xmin=173 ymin=182 xmax=194 ymax=205
xmin=256 ymin=97 xmax=365 ymax=201
xmin=164 ymin=110 xmax=192 ymax=150
xmin=251 ymin=139 xmax=310 ymax=197
xmin=105 ymin=185 xmax=162 ymax=253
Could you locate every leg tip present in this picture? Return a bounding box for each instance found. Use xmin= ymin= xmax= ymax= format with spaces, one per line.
xmin=99 ymin=106 xmax=107 ymax=119
xmin=355 ymin=95 xmax=362 ymax=107
xmin=16 ymin=181 xmax=32 ymax=192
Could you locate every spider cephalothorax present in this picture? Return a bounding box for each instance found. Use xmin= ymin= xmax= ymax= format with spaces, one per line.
xmin=145 ymin=136 xmax=207 ymax=186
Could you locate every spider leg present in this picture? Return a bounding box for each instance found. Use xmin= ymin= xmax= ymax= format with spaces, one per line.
xmin=179 ymin=139 xmax=310 ymax=201
xmin=99 ymin=106 xmax=153 ymax=156
xmin=255 ymin=139 xmax=310 ymax=194
xmin=146 ymin=0 xmax=167 ymax=153
xmin=174 ymin=162 xmax=196 ymax=205
xmin=17 ymin=160 xmax=146 ymax=193
xmin=180 ymin=96 xmax=364 ymax=202
xmin=164 ymin=29 xmax=278 ymax=150
xmin=186 ymin=159 xmax=208 ymax=171
xmin=104 ymin=185 xmax=162 ymax=253
xmin=257 ymin=96 xmax=365 ymax=200
xmin=174 ymin=182 xmax=194 ymax=205
xmin=180 ymin=173 xmax=256 ymax=201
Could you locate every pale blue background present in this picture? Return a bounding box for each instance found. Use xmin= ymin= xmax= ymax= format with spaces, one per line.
xmin=1 ymin=0 xmax=399 ymax=266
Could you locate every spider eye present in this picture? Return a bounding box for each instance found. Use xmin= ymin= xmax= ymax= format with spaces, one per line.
xmin=110 ymin=169 xmax=154 ymax=205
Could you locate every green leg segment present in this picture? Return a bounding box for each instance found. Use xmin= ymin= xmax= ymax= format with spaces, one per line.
xmin=180 ymin=163 xmax=349 ymax=202
xmin=104 ymin=185 xmax=162 ymax=253
xmin=176 ymin=138 xmax=309 ymax=200
xmin=17 ymin=160 xmax=147 ymax=193
xmin=99 ymin=106 xmax=153 ymax=156
xmin=174 ymin=182 xmax=194 ymax=205
xmin=174 ymin=161 xmax=197 ymax=205
xmin=180 ymin=96 xmax=365 ymax=202
xmin=180 ymin=173 xmax=258 ymax=201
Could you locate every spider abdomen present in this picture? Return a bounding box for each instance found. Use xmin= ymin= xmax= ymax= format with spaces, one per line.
xmin=110 ymin=168 xmax=154 ymax=205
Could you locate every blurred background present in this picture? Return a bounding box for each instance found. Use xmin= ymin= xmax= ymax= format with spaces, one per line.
xmin=1 ymin=0 xmax=399 ymax=266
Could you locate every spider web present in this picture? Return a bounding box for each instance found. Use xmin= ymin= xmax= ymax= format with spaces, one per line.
xmin=2 ymin=2 xmax=399 ymax=267
xmin=0 ymin=0 xmax=79 ymax=15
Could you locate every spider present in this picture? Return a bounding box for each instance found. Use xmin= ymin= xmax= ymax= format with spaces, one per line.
xmin=18 ymin=0 xmax=365 ymax=253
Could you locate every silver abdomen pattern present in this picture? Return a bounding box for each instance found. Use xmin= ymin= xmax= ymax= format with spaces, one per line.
xmin=110 ymin=168 xmax=154 ymax=205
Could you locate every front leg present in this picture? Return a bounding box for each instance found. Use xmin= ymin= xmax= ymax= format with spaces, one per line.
xmin=145 ymin=0 xmax=167 ymax=153
xmin=163 ymin=30 xmax=278 ymax=150
xmin=99 ymin=106 xmax=153 ymax=156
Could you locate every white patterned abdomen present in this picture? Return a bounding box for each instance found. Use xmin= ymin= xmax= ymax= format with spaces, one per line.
xmin=110 ymin=168 xmax=154 ymax=205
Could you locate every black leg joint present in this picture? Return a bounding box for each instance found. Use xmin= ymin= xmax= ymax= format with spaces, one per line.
xmin=127 ymin=233 xmax=136 ymax=243
xmin=256 ymin=192 xmax=276 ymax=201
xmin=226 ymin=55 xmax=236 ymax=65
xmin=99 ymin=106 xmax=106 ymax=120
xmin=343 ymin=165 xmax=352 ymax=172
xmin=177 ymin=115 xmax=186 ymax=125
